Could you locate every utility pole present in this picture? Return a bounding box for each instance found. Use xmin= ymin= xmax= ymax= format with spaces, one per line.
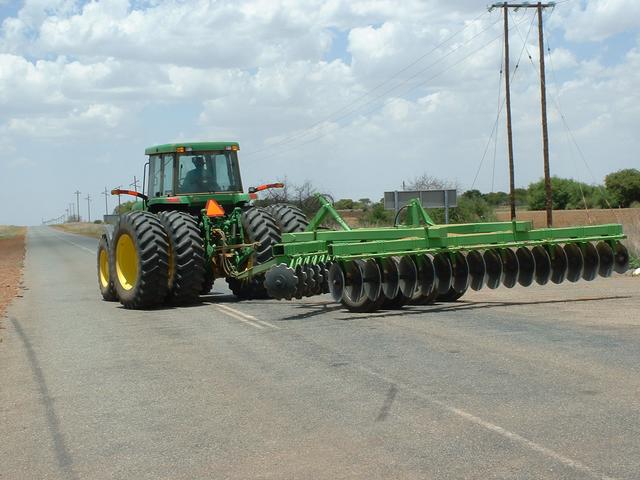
xmin=537 ymin=2 xmax=552 ymax=226
xmin=74 ymin=190 xmax=81 ymax=222
xmin=102 ymin=187 xmax=109 ymax=216
xmin=490 ymin=2 xmax=555 ymax=224
xmin=130 ymin=176 xmax=140 ymax=192
xmin=85 ymin=194 xmax=91 ymax=223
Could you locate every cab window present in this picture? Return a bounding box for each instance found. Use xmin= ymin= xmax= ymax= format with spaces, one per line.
xmin=148 ymin=156 xmax=162 ymax=197
xmin=177 ymin=151 xmax=242 ymax=193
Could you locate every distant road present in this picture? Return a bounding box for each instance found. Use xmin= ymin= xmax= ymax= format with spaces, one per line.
xmin=1 ymin=226 xmax=639 ymax=479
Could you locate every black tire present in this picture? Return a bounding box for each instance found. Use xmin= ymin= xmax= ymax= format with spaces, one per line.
xmin=158 ymin=211 xmax=206 ymax=305
xmin=112 ymin=211 xmax=170 ymax=309
xmin=437 ymin=287 xmax=466 ymax=302
xmin=266 ymin=204 xmax=309 ymax=233
xmin=97 ymin=234 xmax=118 ymax=302
xmin=227 ymin=207 xmax=281 ymax=299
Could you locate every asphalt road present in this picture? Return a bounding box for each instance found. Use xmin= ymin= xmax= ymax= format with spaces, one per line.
xmin=1 ymin=226 xmax=639 ymax=480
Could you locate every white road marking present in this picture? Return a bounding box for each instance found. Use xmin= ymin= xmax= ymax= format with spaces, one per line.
xmin=215 ymin=306 xmax=265 ymax=329
xmin=45 ymin=227 xmax=96 ymax=255
xmin=355 ymin=364 xmax=618 ymax=480
xmin=216 ymin=303 xmax=279 ymax=329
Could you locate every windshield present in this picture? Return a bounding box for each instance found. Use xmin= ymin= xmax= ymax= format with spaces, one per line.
xmin=177 ymin=151 xmax=242 ymax=194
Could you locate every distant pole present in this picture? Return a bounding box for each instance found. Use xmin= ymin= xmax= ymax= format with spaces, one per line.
xmin=537 ymin=2 xmax=552 ymax=227
xmin=102 ymin=187 xmax=109 ymax=216
xmin=130 ymin=176 xmax=140 ymax=192
xmin=117 ymin=185 xmax=122 ymax=214
xmin=65 ymin=208 xmax=69 ymax=222
xmin=85 ymin=194 xmax=91 ymax=223
xmin=74 ymin=190 xmax=81 ymax=222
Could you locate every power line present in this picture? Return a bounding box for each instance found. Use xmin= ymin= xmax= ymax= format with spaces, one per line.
xmin=244 ymin=9 xmax=492 ymax=157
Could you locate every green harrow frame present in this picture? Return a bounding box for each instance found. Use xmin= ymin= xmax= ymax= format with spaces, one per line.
xmin=260 ymin=196 xmax=629 ymax=311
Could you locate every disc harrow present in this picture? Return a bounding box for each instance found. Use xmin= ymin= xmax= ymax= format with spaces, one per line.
xmin=259 ymin=197 xmax=629 ymax=312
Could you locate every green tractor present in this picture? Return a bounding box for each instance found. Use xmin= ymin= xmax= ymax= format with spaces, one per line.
xmin=98 ymin=141 xmax=630 ymax=312
xmin=97 ymin=141 xmax=309 ymax=309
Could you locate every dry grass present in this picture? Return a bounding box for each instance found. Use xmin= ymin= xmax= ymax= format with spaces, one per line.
xmin=0 ymin=226 xmax=26 ymax=239
xmin=53 ymin=222 xmax=107 ymax=239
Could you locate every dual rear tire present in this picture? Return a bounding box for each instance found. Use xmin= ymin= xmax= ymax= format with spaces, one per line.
xmin=101 ymin=211 xmax=206 ymax=309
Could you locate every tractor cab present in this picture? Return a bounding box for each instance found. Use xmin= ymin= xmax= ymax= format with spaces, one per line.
xmin=143 ymin=142 xmax=250 ymax=213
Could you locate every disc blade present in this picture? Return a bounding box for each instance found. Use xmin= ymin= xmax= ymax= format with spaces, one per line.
xmin=362 ymin=258 xmax=382 ymax=302
xmin=467 ymin=250 xmax=486 ymax=291
xmin=613 ymin=242 xmax=630 ymax=274
xmin=433 ymin=252 xmax=453 ymax=295
xmin=450 ymin=251 xmax=470 ymax=293
xmin=581 ymin=242 xmax=599 ymax=281
xmin=564 ymin=243 xmax=584 ymax=283
xmin=483 ymin=249 xmax=503 ymax=289
xmin=344 ymin=260 xmax=365 ymax=303
xmin=328 ymin=262 xmax=345 ymax=302
xmin=500 ymin=248 xmax=519 ymax=289
xmin=596 ymin=241 xmax=614 ymax=277
xmin=398 ymin=255 xmax=418 ymax=298
xmin=516 ymin=246 xmax=535 ymax=287
xmin=379 ymin=257 xmax=400 ymax=300
xmin=531 ymin=245 xmax=551 ymax=285
xmin=548 ymin=244 xmax=568 ymax=284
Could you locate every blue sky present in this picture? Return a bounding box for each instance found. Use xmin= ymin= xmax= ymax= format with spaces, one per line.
xmin=1 ymin=0 xmax=639 ymax=225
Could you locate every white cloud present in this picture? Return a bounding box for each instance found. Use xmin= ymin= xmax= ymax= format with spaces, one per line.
xmin=0 ymin=0 xmax=638 ymax=225
xmin=558 ymin=0 xmax=640 ymax=42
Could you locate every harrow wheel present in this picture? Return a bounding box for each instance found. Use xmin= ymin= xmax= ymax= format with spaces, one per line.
xmin=158 ymin=211 xmax=205 ymax=305
xmin=112 ymin=212 xmax=170 ymax=309
xmin=97 ymin=234 xmax=117 ymax=302
xmin=227 ymin=207 xmax=281 ymax=299
xmin=266 ymin=203 xmax=309 ymax=233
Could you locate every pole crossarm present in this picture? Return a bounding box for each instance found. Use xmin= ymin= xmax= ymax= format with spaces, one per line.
xmin=489 ymin=2 xmax=555 ymax=10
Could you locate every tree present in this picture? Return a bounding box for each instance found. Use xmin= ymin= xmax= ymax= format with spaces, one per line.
xmin=113 ymin=201 xmax=137 ymax=214
xmin=527 ymin=177 xmax=600 ymax=210
xmin=605 ymin=168 xmax=640 ymax=207
xmin=334 ymin=199 xmax=355 ymax=210
xmin=404 ymin=174 xmax=458 ymax=191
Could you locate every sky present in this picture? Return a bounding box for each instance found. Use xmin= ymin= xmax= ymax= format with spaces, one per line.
xmin=1 ymin=0 xmax=639 ymax=225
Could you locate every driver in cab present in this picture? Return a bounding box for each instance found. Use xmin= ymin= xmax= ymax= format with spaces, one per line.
xmin=181 ymin=156 xmax=217 ymax=192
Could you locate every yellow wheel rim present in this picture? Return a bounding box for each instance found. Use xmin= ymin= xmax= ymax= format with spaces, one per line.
xmin=99 ymin=247 xmax=110 ymax=288
xmin=116 ymin=233 xmax=138 ymax=291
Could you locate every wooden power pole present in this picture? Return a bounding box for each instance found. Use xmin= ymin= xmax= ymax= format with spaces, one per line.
xmin=490 ymin=2 xmax=555 ymax=225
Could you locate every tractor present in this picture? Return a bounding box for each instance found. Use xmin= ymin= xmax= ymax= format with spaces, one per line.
xmin=98 ymin=141 xmax=630 ymax=312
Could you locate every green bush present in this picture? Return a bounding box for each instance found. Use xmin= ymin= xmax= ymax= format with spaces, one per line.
xmin=605 ymin=168 xmax=640 ymax=207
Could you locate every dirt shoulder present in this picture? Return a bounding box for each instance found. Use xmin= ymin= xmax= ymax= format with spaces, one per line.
xmin=53 ymin=222 xmax=107 ymax=239
xmin=0 ymin=227 xmax=26 ymax=321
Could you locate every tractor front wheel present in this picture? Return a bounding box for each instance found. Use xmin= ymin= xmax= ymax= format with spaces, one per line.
xmin=112 ymin=212 xmax=170 ymax=309
xmin=266 ymin=203 xmax=309 ymax=233
xmin=227 ymin=207 xmax=281 ymax=299
xmin=97 ymin=234 xmax=118 ymax=302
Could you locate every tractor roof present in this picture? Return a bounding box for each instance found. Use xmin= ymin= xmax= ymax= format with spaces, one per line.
xmin=145 ymin=141 xmax=239 ymax=155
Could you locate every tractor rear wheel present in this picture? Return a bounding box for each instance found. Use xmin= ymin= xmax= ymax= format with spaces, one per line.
xmin=97 ymin=234 xmax=118 ymax=302
xmin=266 ymin=204 xmax=309 ymax=233
xmin=158 ymin=211 xmax=205 ymax=305
xmin=227 ymin=207 xmax=281 ymax=299
xmin=112 ymin=211 xmax=170 ymax=309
